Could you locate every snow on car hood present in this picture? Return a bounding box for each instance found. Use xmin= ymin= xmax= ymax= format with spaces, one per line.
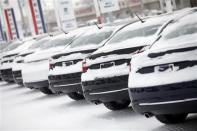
xmin=51 ymin=38 xmax=109 ymax=63
xmin=24 ymin=46 xmax=65 ymax=63
xmin=3 ymin=40 xmax=36 ymax=58
xmin=92 ymin=36 xmax=155 ymax=55
xmin=86 ymin=36 xmax=155 ymax=65
xmin=149 ymin=33 xmax=197 ymax=54
xmin=52 ymin=44 xmax=103 ymax=62
xmin=130 ymin=34 xmax=197 ymax=70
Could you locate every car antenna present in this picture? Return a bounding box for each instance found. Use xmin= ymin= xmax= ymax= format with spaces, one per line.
xmin=134 ymin=12 xmax=145 ymax=23
xmin=61 ymin=29 xmax=68 ymax=34
xmin=94 ymin=22 xmax=102 ymax=29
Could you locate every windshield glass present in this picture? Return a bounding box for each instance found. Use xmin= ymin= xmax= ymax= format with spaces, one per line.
xmin=0 ymin=42 xmax=10 ymax=50
xmin=40 ymin=35 xmax=75 ymax=49
xmin=3 ymin=41 xmax=23 ymax=52
xmin=28 ymin=37 xmax=51 ymax=49
xmin=107 ymin=23 xmax=161 ymax=45
xmin=152 ymin=13 xmax=197 ymax=49
xmin=69 ymin=30 xmax=113 ymax=48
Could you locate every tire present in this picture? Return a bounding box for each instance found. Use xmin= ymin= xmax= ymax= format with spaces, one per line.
xmin=5 ymin=80 xmax=14 ymax=83
xmin=16 ymin=82 xmax=24 ymax=86
xmin=103 ymin=100 xmax=130 ymax=111
xmin=155 ymin=113 xmax=188 ymax=124
xmin=40 ymin=87 xmax=54 ymax=95
xmin=67 ymin=92 xmax=84 ymax=101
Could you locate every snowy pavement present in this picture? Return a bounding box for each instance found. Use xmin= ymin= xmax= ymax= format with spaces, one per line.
xmin=0 ymin=82 xmax=197 ymax=131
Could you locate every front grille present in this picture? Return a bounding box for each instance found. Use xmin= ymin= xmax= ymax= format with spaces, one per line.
xmin=16 ymin=60 xmax=24 ymax=63
xmin=13 ymin=71 xmax=22 ymax=78
xmin=49 ymin=72 xmax=81 ymax=81
xmin=137 ymin=60 xmax=197 ymax=74
xmin=130 ymin=80 xmax=197 ymax=103
xmin=130 ymin=80 xmax=197 ymax=94
xmin=2 ymin=59 xmax=13 ymax=64
xmin=0 ymin=69 xmax=12 ymax=75
xmin=88 ymin=59 xmax=130 ymax=70
xmin=83 ymin=75 xmax=128 ymax=86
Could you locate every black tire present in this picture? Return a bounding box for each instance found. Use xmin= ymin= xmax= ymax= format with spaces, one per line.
xmin=103 ymin=100 xmax=130 ymax=111
xmin=155 ymin=113 xmax=188 ymax=124
xmin=67 ymin=92 xmax=84 ymax=101
xmin=5 ymin=80 xmax=14 ymax=83
xmin=40 ymin=87 xmax=54 ymax=95
xmin=16 ymin=82 xmax=24 ymax=86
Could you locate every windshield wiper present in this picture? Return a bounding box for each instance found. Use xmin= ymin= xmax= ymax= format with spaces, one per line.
xmin=94 ymin=22 xmax=102 ymax=29
xmin=134 ymin=12 xmax=145 ymax=23
xmin=149 ymin=35 xmax=162 ymax=49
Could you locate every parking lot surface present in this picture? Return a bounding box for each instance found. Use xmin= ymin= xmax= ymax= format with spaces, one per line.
xmin=0 ymin=82 xmax=197 ymax=131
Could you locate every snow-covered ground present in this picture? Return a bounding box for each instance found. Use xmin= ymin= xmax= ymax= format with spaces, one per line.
xmin=0 ymin=82 xmax=197 ymax=131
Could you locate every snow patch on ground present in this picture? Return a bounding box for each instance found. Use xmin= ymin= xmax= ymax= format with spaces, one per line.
xmin=1 ymin=82 xmax=197 ymax=131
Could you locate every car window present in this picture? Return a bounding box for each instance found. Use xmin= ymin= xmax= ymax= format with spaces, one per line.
xmin=3 ymin=41 xmax=23 ymax=52
xmin=164 ymin=23 xmax=197 ymax=39
xmin=0 ymin=42 xmax=10 ymax=50
xmin=40 ymin=36 xmax=75 ymax=49
xmin=107 ymin=24 xmax=161 ymax=45
xmin=69 ymin=30 xmax=113 ymax=48
xmin=151 ymin=13 xmax=197 ymax=49
xmin=28 ymin=37 xmax=51 ymax=49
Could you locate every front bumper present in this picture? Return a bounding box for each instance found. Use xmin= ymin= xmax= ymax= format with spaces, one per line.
xmin=49 ymin=72 xmax=82 ymax=94
xmin=129 ymin=80 xmax=197 ymax=115
xmin=12 ymin=70 xmax=23 ymax=85
xmin=22 ymin=60 xmax=49 ymax=83
xmin=24 ymin=80 xmax=49 ymax=89
xmin=82 ymin=75 xmax=130 ymax=103
xmin=0 ymin=68 xmax=14 ymax=82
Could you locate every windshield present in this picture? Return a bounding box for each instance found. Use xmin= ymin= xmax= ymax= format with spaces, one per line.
xmin=69 ymin=30 xmax=113 ymax=48
xmin=28 ymin=37 xmax=51 ymax=49
xmin=152 ymin=13 xmax=197 ymax=49
xmin=0 ymin=42 xmax=10 ymax=50
xmin=164 ymin=22 xmax=197 ymax=40
xmin=107 ymin=23 xmax=161 ymax=45
xmin=40 ymin=35 xmax=75 ymax=49
xmin=3 ymin=41 xmax=23 ymax=52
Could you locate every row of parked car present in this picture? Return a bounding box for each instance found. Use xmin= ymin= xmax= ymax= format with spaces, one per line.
xmin=0 ymin=7 xmax=197 ymax=125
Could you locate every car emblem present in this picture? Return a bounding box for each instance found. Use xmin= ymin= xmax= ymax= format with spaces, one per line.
xmin=155 ymin=64 xmax=174 ymax=73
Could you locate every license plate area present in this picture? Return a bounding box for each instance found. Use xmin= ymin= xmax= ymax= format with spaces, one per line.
xmin=100 ymin=62 xmax=115 ymax=69
xmin=155 ymin=64 xmax=174 ymax=73
xmin=62 ymin=61 xmax=73 ymax=67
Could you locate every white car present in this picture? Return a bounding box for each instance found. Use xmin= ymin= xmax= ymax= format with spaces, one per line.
xmin=48 ymin=25 xmax=119 ymax=100
xmin=0 ymin=41 xmax=12 ymax=80
xmin=0 ymin=39 xmax=35 ymax=83
xmin=80 ymin=9 xmax=192 ymax=110
xmin=128 ymin=10 xmax=197 ymax=124
xmin=22 ymin=28 xmax=89 ymax=94
xmin=12 ymin=36 xmax=52 ymax=85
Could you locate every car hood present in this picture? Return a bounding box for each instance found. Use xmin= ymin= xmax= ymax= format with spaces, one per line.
xmin=148 ymin=34 xmax=197 ymax=58
xmin=89 ymin=36 xmax=155 ymax=60
xmin=131 ymin=39 xmax=197 ymax=71
xmin=19 ymin=48 xmax=38 ymax=56
xmin=24 ymin=46 xmax=65 ymax=63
